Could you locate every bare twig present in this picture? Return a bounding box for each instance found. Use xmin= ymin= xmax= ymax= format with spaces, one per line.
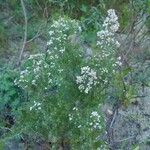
xmin=35 ymin=0 xmax=43 ymax=11
xmin=110 ymin=110 xmax=117 ymax=128
xmin=0 ymin=127 xmax=12 ymax=132
xmin=121 ymin=16 xmax=137 ymax=65
xmin=17 ymin=0 xmax=27 ymax=66
xmin=121 ymin=13 xmax=148 ymax=66
xmin=26 ymin=29 xmax=42 ymax=43
xmin=26 ymin=33 xmax=42 ymax=44
xmin=26 ymin=21 xmax=47 ymax=43
xmin=114 ymin=136 xmax=135 ymax=143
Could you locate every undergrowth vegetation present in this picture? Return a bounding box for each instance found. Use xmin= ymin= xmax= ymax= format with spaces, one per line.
xmin=0 ymin=0 xmax=149 ymax=149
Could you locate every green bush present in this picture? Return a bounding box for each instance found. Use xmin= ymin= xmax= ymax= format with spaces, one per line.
xmin=0 ymin=65 xmax=24 ymax=130
xmin=11 ymin=9 xmax=125 ymax=149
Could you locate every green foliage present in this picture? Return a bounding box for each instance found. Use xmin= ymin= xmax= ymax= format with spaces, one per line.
xmin=0 ymin=141 xmax=4 ymax=150
xmin=110 ymin=67 xmax=137 ymax=106
xmin=0 ymin=65 xmax=22 ymax=138
xmin=10 ymin=8 xmax=133 ymax=148
xmin=0 ymin=0 xmax=148 ymax=149
xmin=13 ymin=16 xmax=120 ymax=149
xmin=0 ymin=65 xmax=27 ymax=130
xmin=0 ymin=66 xmax=21 ymax=111
xmin=0 ymin=23 xmax=8 ymax=51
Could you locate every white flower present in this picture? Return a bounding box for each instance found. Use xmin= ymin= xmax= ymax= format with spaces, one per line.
xmin=30 ymin=101 xmax=41 ymax=111
xmin=76 ymin=76 xmax=83 ymax=84
xmin=76 ymin=67 xmax=98 ymax=94
xmin=89 ymin=111 xmax=102 ymax=130
xmin=78 ymin=84 xmax=84 ymax=91
xmin=85 ymin=88 xmax=89 ymax=94
xmin=49 ymin=30 xmax=54 ymax=36
xmin=73 ymin=107 xmax=78 ymax=111
xmin=97 ymin=9 xmax=120 ymax=48
xmin=32 ymin=80 xmax=36 ymax=85
xmin=58 ymin=69 xmax=63 ymax=73
xmin=59 ymin=48 xmax=65 ymax=53
xmin=20 ymin=69 xmax=28 ymax=75
xmin=47 ymin=40 xmax=53 ymax=45
xmin=91 ymin=111 xmax=99 ymax=117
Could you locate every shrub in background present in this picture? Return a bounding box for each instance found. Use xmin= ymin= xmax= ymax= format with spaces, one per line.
xmin=0 ymin=65 xmax=24 ymax=131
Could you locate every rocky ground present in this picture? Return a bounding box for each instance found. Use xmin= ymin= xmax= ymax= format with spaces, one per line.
xmin=103 ymin=86 xmax=150 ymax=150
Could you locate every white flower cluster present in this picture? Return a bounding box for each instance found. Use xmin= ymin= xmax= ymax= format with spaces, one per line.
xmin=69 ymin=107 xmax=103 ymax=132
xmin=103 ymin=9 xmax=119 ymax=32
xmin=93 ymin=54 xmax=122 ymax=85
xmin=69 ymin=106 xmax=81 ymax=129
xmin=15 ymin=54 xmax=52 ymax=89
xmin=69 ymin=106 xmax=79 ymax=121
xmin=89 ymin=111 xmax=102 ymax=130
xmin=47 ymin=17 xmax=81 ymax=55
xmin=115 ymin=56 xmax=122 ymax=66
xmin=97 ymin=9 xmax=120 ymax=48
xmin=14 ymin=54 xmax=46 ymax=87
xmin=14 ymin=68 xmax=29 ymax=87
xmin=46 ymin=18 xmax=82 ymax=85
xmin=15 ymin=18 xmax=82 ymax=90
xmin=30 ymin=101 xmax=41 ymax=111
xmin=76 ymin=66 xmax=98 ymax=94
xmin=92 ymin=9 xmax=122 ymax=85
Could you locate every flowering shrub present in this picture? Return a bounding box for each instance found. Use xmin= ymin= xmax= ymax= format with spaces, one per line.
xmin=14 ymin=10 xmax=121 ymax=149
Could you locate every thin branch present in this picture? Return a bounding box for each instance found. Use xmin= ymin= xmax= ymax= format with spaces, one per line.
xmin=0 ymin=127 xmax=12 ymax=132
xmin=110 ymin=110 xmax=117 ymax=128
xmin=17 ymin=0 xmax=27 ymax=66
xmin=114 ymin=136 xmax=135 ymax=143
xmin=26 ymin=31 xmax=42 ymax=44
xmin=26 ymin=23 xmax=44 ymax=43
